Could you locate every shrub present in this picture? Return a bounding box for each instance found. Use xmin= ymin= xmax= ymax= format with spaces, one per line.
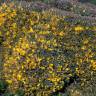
xmin=0 ymin=1 xmax=96 ymax=96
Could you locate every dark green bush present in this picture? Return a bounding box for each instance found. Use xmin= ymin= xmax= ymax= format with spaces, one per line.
xmin=0 ymin=79 xmax=8 ymax=93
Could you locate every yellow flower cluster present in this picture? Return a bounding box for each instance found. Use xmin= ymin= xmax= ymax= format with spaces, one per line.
xmin=0 ymin=3 xmax=16 ymax=26
xmin=0 ymin=2 xmax=96 ymax=96
xmin=74 ymin=25 xmax=85 ymax=34
xmin=13 ymin=37 xmax=30 ymax=56
xmin=90 ymin=60 xmax=96 ymax=71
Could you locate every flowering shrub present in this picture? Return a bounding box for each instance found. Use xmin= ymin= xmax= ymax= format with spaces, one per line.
xmin=0 ymin=2 xmax=96 ymax=96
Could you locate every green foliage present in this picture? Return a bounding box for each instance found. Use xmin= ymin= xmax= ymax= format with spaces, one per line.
xmin=15 ymin=89 xmax=25 ymax=96
xmin=0 ymin=36 xmax=3 ymax=45
xmin=40 ymin=0 xmax=49 ymax=3
xmin=90 ymin=0 xmax=96 ymax=4
xmin=0 ymin=79 xmax=8 ymax=93
xmin=79 ymin=0 xmax=96 ymax=5
xmin=3 ymin=92 xmax=14 ymax=96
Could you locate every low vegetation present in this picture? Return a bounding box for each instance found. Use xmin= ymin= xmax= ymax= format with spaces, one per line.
xmin=0 ymin=1 xmax=96 ymax=96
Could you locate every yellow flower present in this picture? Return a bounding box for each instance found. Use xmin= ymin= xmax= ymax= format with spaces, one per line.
xmin=49 ymin=63 xmax=54 ymax=67
xmin=57 ymin=65 xmax=62 ymax=72
xmin=83 ymin=39 xmax=89 ymax=44
xmin=59 ymin=31 xmax=65 ymax=36
xmin=93 ymin=26 xmax=96 ymax=31
xmin=0 ymin=13 xmax=6 ymax=17
xmin=74 ymin=26 xmax=84 ymax=32
xmin=17 ymin=74 xmax=22 ymax=80
xmin=38 ymin=37 xmax=45 ymax=43
xmin=21 ymin=65 xmax=24 ymax=69
xmin=44 ymin=24 xmax=50 ymax=29
xmin=2 ymin=3 xmax=7 ymax=8
xmin=14 ymin=47 xmax=26 ymax=56
xmin=81 ymin=46 xmax=86 ymax=50
xmin=0 ymin=16 xmax=5 ymax=26
xmin=65 ymin=68 xmax=70 ymax=71
xmin=47 ymin=76 xmax=61 ymax=85
xmin=12 ymin=23 xmax=17 ymax=28
xmin=40 ymin=66 xmax=45 ymax=70
xmin=30 ymin=20 xmax=34 ymax=25
xmin=6 ymin=80 xmax=12 ymax=84
xmin=10 ymin=10 xmax=16 ymax=17
xmin=91 ymin=60 xmax=96 ymax=71
xmin=28 ymin=27 xmax=34 ymax=33
xmin=38 ymin=57 xmax=42 ymax=62
xmin=30 ymin=62 xmax=37 ymax=69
